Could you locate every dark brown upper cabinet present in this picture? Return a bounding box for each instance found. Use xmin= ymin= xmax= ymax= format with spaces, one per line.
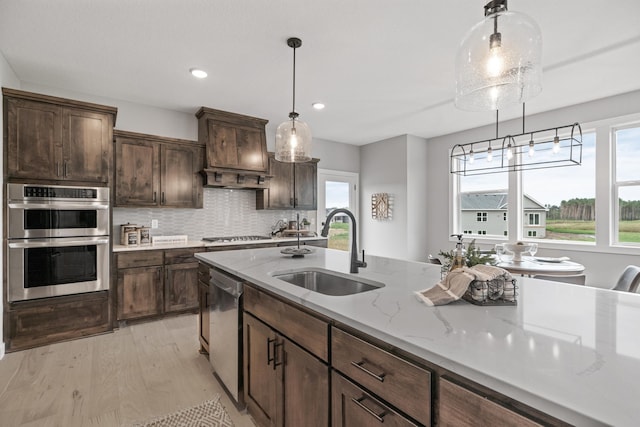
xmin=114 ymin=130 xmax=204 ymax=208
xmin=196 ymin=107 xmax=270 ymax=189
xmin=257 ymin=153 xmax=318 ymax=210
xmin=3 ymin=88 xmax=116 ymax=184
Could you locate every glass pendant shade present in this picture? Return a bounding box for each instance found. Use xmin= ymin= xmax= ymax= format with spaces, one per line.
xmin=275 ymin=37 xmax=312 ymax=163
xmin=455 ymin=9 xmax=542 ymax=111
xmin=275 ymin=116 xmax=312 ymax=162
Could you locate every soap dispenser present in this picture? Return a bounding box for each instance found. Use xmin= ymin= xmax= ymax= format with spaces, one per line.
xmin=449 ymin=234 xmax=466 ymax=272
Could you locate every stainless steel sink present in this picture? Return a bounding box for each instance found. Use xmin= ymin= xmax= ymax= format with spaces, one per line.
xmin=271 ymin=268 xmax=384 ymax=296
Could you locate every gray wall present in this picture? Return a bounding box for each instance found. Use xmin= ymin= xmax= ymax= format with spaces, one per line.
xmin=425 ymin=90 xmax=640 ymax=288
xmin=360 ymin=134 xmax=428 ymax=261
xmin=0 ymin=52 xmax=21 ymax=357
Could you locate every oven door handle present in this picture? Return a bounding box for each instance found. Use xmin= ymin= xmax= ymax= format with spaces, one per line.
xmin=8 ymin=202 xmax=110 ymax=210
xmin=8 ymin=237 xmax=110 ymax=248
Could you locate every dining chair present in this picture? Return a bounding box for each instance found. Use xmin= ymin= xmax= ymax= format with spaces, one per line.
xmin=532 ymin=274 xmax=586 ymax=285
xmin=428 ymin=255 xmax=442 ymax=265
xmin=611 ymin=265 xmax=640 ymax=293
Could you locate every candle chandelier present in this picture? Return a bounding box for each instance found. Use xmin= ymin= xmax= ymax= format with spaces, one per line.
xmin=450 ymin=106 xmax=583 ymax=176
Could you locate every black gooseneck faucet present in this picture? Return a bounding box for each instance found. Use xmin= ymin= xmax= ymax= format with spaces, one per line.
xmin=320 ymin=208 xmax=367 ymax=273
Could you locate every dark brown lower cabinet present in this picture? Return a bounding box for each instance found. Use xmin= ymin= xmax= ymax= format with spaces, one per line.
xmin=116 ymin=248 xmax=203 ymax=323
xmin=438 ymin=378 xmax=542 ymax=427
xmin=198 ymin=263 xmax=211 ymax=353
xmin=7 ymin=291 xmax=110 ymax=351
xmin=244 ymin=313 xmax=329 ymax=427
xmin=117 ymin=265 xmax=163 ymax=320
xmin=165 ymin=262 xmax=199 ymax=312
xmin=332 ymin=371 xmax=419 ymax=427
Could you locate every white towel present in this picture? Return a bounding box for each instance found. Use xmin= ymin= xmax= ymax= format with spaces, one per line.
xmin=415 ymin=264 xmax=513 ymax=306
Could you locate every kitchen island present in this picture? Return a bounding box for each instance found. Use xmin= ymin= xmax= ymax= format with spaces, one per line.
xmin=196 ymin=246 xmax=640 ymax=427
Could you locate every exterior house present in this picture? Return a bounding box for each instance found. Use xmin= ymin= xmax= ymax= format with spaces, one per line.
xmin=461 ymin=191 xmax=548 ymax=238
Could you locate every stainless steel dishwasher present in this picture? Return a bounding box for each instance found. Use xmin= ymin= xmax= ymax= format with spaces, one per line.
xmin=209 ymin=267 xmax=244 ymax=407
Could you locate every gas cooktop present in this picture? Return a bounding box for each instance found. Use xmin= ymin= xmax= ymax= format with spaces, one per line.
xmin=202 ymin=235 xmax=272 ymax=243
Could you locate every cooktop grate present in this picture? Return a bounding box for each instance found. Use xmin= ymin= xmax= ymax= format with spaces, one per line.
xmin=202 ymin=235 xmax=272 ymax=243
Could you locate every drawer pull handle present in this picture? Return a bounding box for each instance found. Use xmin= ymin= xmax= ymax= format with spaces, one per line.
xmin=267 ymin=338 xmax=275 ymax=366
xmin=351 ymin=396 xmax=387 ymax=423
xmin=351 ymin=360 xmax=386 ymax=382
xmin=273 ymin=341 xmax=284 ymax=369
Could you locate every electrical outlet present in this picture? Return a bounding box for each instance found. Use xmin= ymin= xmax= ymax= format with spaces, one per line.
xmin=151 ymin=219 xmax=159 ymax=229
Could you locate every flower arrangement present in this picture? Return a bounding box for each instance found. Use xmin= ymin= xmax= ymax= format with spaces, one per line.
xmin=438 ymin=239 xmax=496 ymax=270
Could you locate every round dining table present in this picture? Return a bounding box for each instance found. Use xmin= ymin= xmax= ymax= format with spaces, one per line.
xmin=496 ymin=256 xmax=585 ymax=277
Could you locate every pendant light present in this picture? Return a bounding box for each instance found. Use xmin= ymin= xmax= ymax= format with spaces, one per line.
xmin=275 ymin=37 xmax=312 ymax=163
xmin=455 ymin=0 xmax=542 ymax=111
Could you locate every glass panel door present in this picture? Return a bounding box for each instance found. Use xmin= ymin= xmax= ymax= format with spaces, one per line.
xmin=318 ymin=170 xmax=358 ymax=251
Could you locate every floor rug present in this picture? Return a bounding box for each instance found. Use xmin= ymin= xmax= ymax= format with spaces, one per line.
xmin=132 ymin=394 xmax=235 ymax=427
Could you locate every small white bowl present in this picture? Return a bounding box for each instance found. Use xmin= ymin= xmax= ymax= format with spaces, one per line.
xmin=503 ymin=243 xmax=531 ymax=262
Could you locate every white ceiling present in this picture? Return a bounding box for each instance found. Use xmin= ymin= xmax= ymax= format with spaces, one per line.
xmin=1 ymin=0 xmax=639 ymax=145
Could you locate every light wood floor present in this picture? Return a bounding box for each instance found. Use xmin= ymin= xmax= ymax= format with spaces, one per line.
xmin=0 ymin=314 xmax=255 ymax=427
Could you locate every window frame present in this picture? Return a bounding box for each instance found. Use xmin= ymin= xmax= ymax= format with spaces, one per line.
xmin=450 ymin=113 xmax=640 ymax=255
xmin=612 ymin=123 xmax=640 ymax=247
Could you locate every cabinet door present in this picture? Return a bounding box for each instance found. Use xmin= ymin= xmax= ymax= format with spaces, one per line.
xmin=115 ymin=137 xmax=161 ymax=206
xmin=294 ymin=161 xmax=317 ymax=209
xmin=332 ymin=371 xmax=419 ymax=427
xmin=164 ymin=262 xmax=199 ymax=313
xmin=198 ymin=280 xmax=210 ymax=353
xmin=6 ymin=97 xmax=62 ymax=180
xmin=244 ymin=314 xmax=278 ymax=427
xmin=281 ymin=337 xmax=329 ymax=427
xmin=268 ymin=156 xmax=294 ymax=209
xmin=62 ymin=108 xmax=112 ymax=182
xmin=117 ymin=266 xmax=163 ymax=320
xmin=161 ymin=143 xmax=203 ymax=208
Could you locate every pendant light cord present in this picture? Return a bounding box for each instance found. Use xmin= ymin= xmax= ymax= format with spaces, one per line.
xmin=291 ymin=44 xmax=297 ymax=115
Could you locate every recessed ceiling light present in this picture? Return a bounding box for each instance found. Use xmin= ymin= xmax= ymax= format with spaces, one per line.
xmin=312 ymin=102 xmax=325 ymax=110
xmin=190 ymin=68 xmax=208 ymax=79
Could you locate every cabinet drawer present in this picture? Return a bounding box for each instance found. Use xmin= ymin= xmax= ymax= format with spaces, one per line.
xmin=244 ymin=285 xmax=329 ymax=361
xmin=116 ymin=250 xmax=163 ymax=268
xmin=332 ymin=371 xmax=419 ymax=427
xmin=332 ymin=327 xmax=431 ymax=426
xmin=165 ymin=248 xmax=206 ymax=264
xmin=438 ymin=378 xmax=541 ymax=427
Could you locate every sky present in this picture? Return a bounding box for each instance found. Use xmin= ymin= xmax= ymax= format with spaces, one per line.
xmin=325 ymin=181 xmax=350 ymax=208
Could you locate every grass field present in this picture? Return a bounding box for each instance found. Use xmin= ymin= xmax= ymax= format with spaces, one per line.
xmin=327 ymin=222 xmax=350 ymax=251
xmin=545 ymin=219 xmax=640 ymax=242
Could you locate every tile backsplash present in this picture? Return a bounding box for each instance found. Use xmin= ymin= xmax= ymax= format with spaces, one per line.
xmin=112 ymin=188 xmax=317 ymax=244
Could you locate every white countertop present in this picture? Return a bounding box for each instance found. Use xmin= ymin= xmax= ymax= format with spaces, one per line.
xmin=112 ymin=236 xmax=326 ymax=252
xmin=196 ymin=246 xmax=640 ymax=427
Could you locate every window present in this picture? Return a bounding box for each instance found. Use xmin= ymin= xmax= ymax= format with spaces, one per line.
xmin=503 ymin=212 xmax=507 ymax=221
xmin=614 ymin=125 xmax=640 ymax=246
xmin=456 ymin=171 xmax=508 ymax=238
xmin=521 ymin=132 xmax=596 ymax=242
xmin=528 ymin=230 xmax=537 ymax=237
xmin=477 ymin=230 xmax=486 ymax=235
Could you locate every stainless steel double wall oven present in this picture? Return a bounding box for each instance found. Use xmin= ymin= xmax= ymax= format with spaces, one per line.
xmin=7 ymin=183 xmax=110 ymax=302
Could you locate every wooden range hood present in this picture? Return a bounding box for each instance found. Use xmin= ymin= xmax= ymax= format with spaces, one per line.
xmin=196 ymin=107 xmax=271 ymax=189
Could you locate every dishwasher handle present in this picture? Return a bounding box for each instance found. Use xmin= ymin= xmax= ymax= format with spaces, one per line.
xmin=210 ymin=268 xmax=243 ymax=298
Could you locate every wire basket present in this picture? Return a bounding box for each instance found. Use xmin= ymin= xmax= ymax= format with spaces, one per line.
xmin=462 ymin=278 xmax=518 ymax=306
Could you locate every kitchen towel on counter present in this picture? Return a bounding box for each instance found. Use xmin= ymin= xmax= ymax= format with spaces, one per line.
xmin=415 ymin=264 xmax=512 ymax=306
